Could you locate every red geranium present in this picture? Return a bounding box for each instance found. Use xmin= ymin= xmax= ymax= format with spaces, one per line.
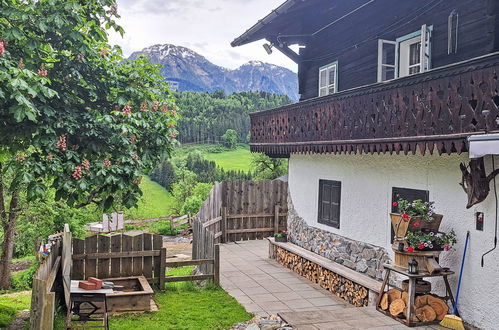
xmin=392 ymin=201 xmax=398 ymax=207
xmin=413 ymin=221 xmax=420 ymax=227
xmin=417 ymin=243 xmax=425 ymax=250
xmin=402 ymin=213 xmax=409 ymax=220
xmin=407 ymin=246 xmax=414 ymax=253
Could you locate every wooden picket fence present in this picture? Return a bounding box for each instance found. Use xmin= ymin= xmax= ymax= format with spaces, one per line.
xmin=193 ymin=179 xmax=288 ymax=266
xmin=30 ymin=236 xmax=62 ymax=330
xmin=71 ymin=233 xmax=167 ymax=289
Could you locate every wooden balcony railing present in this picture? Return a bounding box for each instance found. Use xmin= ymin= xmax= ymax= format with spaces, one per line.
xmin=250 ymin=53 xmax=499 ymax=157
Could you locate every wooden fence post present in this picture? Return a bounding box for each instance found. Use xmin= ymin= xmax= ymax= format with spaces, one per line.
xmin=222 ymin=207 xmax=227 ymax=243
xmin=274 ymin=204 xmax=280 ymax=235
xmin=214 ymin=244 xmax=220 ymax=286
xmin=159 ymin=247 xmax=166 ymax=291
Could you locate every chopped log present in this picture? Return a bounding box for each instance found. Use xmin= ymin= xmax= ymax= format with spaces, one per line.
xmin=389 ymin=298 xmax=406 ymax=316
xmin=415 ymin=294 xmax=429 ymax=308
xmin=401 ymin=291 xmax=409 ymax=305
xmin=387 ymin=288 xmax=402 ymax=303
xmin=380 ymin=293 xmax=389 ymax=310
xmin=415 ymin=305 xmax=437 ymax=322
xmin=427 ymin=296 xmax=448 ymax=320
xmin=426 ymin=258 xmax=442 ymax=274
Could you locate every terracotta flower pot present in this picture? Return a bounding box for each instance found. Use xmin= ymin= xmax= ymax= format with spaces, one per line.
xmin=390 ymin=213 xmax=443 ymax=239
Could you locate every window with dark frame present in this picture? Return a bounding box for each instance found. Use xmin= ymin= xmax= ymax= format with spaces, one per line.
xmin=391 ymin=187 xmax=429 ymax=242
xmin=318 ymin=179 xmax=341 ymax=228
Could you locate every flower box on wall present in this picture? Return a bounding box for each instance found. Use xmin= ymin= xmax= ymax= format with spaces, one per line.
xmin=390 ymin=213 xmax=443 ymax=239
xmin=275 ymin=236 xmax=287 ymax=243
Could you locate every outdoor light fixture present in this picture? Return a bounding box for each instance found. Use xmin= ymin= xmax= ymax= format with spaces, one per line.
xmin=408 ymin=258 xmax=419 ymax=274
xmin=263 ymin=43 xmax=273 ymax=55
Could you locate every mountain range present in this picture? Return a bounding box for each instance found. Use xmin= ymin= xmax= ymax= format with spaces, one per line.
xmin=128 ymin=44 xmax=298 ymax=100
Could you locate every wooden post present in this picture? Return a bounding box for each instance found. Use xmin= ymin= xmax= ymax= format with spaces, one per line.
xmin=222 ymin=207 xmax=227 ymax=243
xmin=214 ymin=244 xmax=220 ymax=286
xmin=159 ymin=247 xmax=166 ymax=291
xmin=274 ymin=204 xmax=280 ymax=235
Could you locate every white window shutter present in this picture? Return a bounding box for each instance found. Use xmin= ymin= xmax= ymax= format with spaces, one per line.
xmin=420 ymin=24 xmax=432 ymax=72
xmin=377 ymin=39 xmax=397 ymax=82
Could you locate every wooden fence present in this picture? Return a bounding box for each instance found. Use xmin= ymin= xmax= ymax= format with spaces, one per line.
xmin=165 ymin=244 xmax=220 ymax=285
xmin=71 ymin=233 xmax=166 ymax=290
xmin=30 ymin=237 xmax=62 ymax=330
xmin=193 ymin=180 xmax=288 ymax=267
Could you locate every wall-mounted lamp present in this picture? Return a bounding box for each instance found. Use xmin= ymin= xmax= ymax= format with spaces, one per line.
xmin=263 ymin=43 xmax=273 ymax=55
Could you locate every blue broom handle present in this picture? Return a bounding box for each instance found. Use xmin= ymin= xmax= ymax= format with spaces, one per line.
xmin=453 ymin=231 xmax=470 ymax=315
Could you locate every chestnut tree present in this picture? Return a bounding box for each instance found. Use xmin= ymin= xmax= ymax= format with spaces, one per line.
xmin=0 ymin=0 xmax=178 ymax=288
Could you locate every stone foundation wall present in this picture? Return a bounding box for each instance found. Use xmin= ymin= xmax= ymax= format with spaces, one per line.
xmin=288 ymin=200 xmax=390 ymax=281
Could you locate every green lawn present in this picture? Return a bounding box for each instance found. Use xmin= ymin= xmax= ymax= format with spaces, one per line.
xmin=177 ymin=144 xmax=253 ymax=172
xmin=54 ymin=267 xmax=252 ymax=330
xmin=0 ymin=291 xmax=31 ymax=328
xmin=124 ymin=177 xmax=174 ymax=220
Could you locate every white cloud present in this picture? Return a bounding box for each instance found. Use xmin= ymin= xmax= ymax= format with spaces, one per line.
xmin=109 ymin=0 xmax=297 ymax=72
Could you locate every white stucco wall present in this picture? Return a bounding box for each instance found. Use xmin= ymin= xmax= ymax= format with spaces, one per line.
xmin=288 ymin=152 xmax=499 ymax=330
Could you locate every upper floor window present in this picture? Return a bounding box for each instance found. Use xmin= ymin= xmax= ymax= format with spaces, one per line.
xmin=318 ymin=61 xmax=338 ymax=97
xmin=378 ymin=25 xmax=432 ymax=82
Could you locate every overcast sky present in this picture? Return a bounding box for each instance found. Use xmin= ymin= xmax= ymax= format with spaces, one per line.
xmin=108 ymin=0 xmax=298 ymax=72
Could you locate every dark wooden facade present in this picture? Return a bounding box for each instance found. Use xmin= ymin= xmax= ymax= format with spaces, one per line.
xmin=298 ymin=0 xmax=499 ymax=99
xmin=250 ymin=54 xmax=499 ymax=157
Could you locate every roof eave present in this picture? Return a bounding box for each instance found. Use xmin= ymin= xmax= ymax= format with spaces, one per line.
xmin=231 ymin=0 xmax=302 ymax=47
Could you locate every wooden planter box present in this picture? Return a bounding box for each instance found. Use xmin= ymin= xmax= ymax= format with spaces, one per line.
xmin=393 ymin=249 xmax=441 ymax=272
xmin=104 ymin=276 xmax=154 ymax=313
xmin=274 ymin=236 xmax=287 ymax=243
xmin=390 ymin=213 xmax=443 ymax=239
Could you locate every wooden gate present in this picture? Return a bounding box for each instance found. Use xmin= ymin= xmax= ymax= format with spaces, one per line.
xmin=71 ymin=233 xmax=166 ymax=289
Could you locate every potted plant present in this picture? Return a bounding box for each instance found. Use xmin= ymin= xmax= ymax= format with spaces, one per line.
xmin=390 ymin=199 xmax=443 ymax=239
xmin=274 ymin=230 xmax=288 ymax=243
xmin=406 ymin=229 xmax=457 ymax=252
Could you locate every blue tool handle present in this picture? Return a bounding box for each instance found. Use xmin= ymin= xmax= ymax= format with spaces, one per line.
xmin=453 ymin=231 xmax=470 ymax=315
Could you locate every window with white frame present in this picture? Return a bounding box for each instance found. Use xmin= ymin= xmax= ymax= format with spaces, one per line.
xmin=318 ymin=62 xmax=338 ymax=97
xmin=377 ymin=25 xmax=432 ymax=82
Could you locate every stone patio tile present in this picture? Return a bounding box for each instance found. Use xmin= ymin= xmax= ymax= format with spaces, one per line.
xmin=296 ymin=289 xmax=330 ymax=299
xmin=235 ymin=280 xmax=261 ymax=288
xmin=279 ymin=311 xmax=338 ymax=325
xmin=291 ymin=307 xmax=319 ymax=312
xmin=278 ymin=277 xmax=308 ymax=285
xmin=246 ymin=293 xmax=278 ymax=302
xmin=345 ymin=316 xmax=383 ymax=328
xmin=227 ymin=289 xmax=245 ymax=297
xmin=251 ymin=274 xmax=275 ymax=282
xmin=284 ymin=299 xmax=315 ymax=309
xmin=241 ymin=286 xmax=269 ymax=295
xmin=261 ymin=284 xmax=292 ymax=293
xmin=287 ymin=283 xmax=314 ymax=291
xmin=371 ymin=316 xmax=401 ymax=326
xmin=313 ymin=321 xmax=354 ymax=330
xmin=242 ymin=302 xmax=264 ymax=313
xmin=233 ymin=295 xmax=254 ymax=304
xmin=257 ymin=300 xmax=289 ymax=311
xmin=272 ymin=291 xmax=303 ymax=301
xmin=307 ymin=297 xmax=341 ymax=307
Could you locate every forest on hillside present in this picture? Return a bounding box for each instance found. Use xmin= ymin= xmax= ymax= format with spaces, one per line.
xmin=174 ymin=90 xmax=291 ymax=144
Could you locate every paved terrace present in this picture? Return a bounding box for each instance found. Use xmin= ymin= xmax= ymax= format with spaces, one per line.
xmin=220 ymin=240 xmax=445 ymax=330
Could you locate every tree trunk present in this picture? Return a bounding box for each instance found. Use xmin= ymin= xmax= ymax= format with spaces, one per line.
xmin=0 ymin=191 xmax=20 ymax=290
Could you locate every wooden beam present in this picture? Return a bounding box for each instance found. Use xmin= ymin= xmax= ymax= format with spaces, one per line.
xmin=165 ymin=259 xmax=214 ymax=267
xmin=214 ymin=245 xmax=220 ymax=286
xmin=72 ymin=250 xmax=160 ymax=260
xmin=202 ymin=216 xmax=223 ymax=228
xmin=226 ymin=213 xmax=287 ymax=219
xmin=164 ymin=274 xmax=214 ymax=282
xmin=226 ymin=227 xmax=275 ymax=234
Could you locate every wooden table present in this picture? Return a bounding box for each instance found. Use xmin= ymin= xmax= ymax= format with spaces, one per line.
xmin=376 ymin=263 xmax=456 ymax=327
xmin=66 ymin=281 xmax=113 ymax=329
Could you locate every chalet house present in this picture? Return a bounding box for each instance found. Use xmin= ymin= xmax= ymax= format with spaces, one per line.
xmin=232 ymin=0 xmax=499 ymax=329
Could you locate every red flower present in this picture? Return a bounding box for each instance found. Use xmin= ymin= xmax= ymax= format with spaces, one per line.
xmin=161 ymin=105 xmax=168 ymax=113
xmin=152 ymin=100 xmax=159 ymax=111
xmin=0 ymin=41 xmax=5 ymax=55
xmin=402 ymin=213 xmax=409 ymax=220
xmin=100 ymin=48 xmax=108 ymax=56
xmin=103 ymin=158 xmax=111 ymax=168
xmin=72 ymin=166 xmax=83 ymax=180
xmin=140 ymin=101 xmax=147 ymax=112
xmin=38 ymin=64 xmax=48 ymax=77
xmin=130 ymin=135 xmax=136 ymax=143
xmin=417 ymin=243 xmax=425 ymax=250
xmin=407 ymin=247 xmax=414 ymax=253
xmin=122 ymin=104 xmax=132 ymax=116
xmin=82 ymin=159 xmax=90 ymax=170
xmin=392 ymin=201 xmax=398 ymax=207
xmin=413 ymin=221 xmax=421 ymax=227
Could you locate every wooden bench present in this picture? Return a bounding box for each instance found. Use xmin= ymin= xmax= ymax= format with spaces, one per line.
xmin=268 ymin=237 xmax=382 ymax=306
